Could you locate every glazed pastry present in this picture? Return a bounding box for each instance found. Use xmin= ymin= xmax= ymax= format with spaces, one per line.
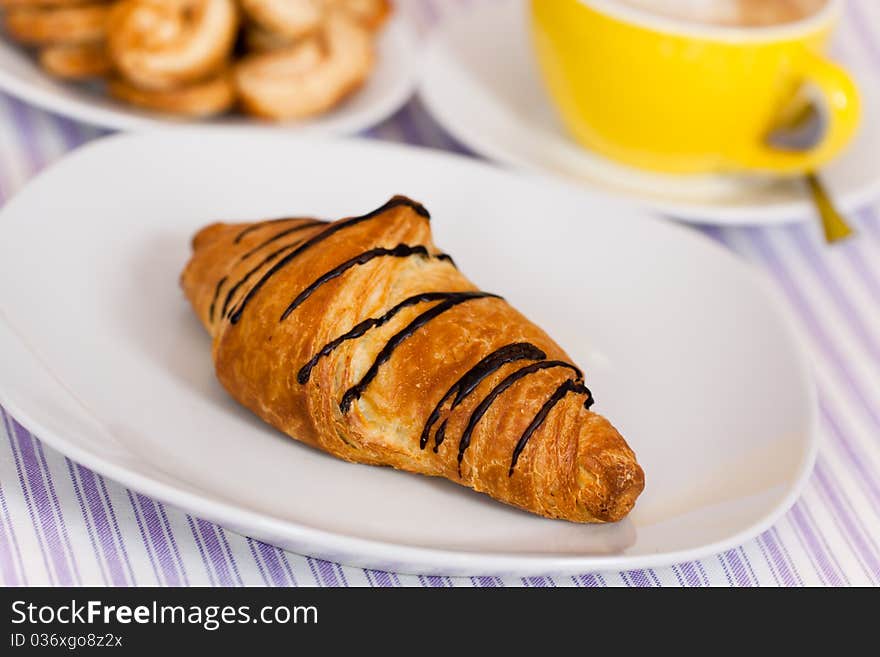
xmin=107 ymin=70 xmax=234 ymax=116
xmin=3 ymin=3 xmax=111 ymax=44
xmin=234 ymin=11 xmax=372 ymax=120
xmin=39 ymin=41 xmax=111 ymax=78
xmin=107 ymin=0 xmax=238 ymax=91
xmin=181 ymin=197 xmax=644 ymax=522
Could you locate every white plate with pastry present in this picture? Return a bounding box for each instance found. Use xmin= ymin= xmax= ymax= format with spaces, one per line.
xmin=0 ymin=1 xmax=417 ymax=133
xmin=0 ymin=131 xmax=817 ymax=575
xmin=418 ymin=0 xmax=880 ymax=225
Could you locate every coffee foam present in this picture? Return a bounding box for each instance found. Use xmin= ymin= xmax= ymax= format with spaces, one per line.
xmin=612 ymin=0 xmax=827 ymax=27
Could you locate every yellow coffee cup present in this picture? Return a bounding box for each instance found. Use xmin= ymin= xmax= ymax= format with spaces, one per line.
xmin=529 ymin=0 xmax=860 ymax=175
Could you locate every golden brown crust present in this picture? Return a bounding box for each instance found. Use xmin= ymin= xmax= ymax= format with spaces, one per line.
xmin=107 ymin=70 xmax=235 ymax=116
xmin=233 ymin=12 xmax=373 ymax=120
xmin=0 ymin=0 xmax=111 ymax=7
xmin=106 ymin=0 xmax=238 ymax=91
xmin=181 ymin=197 xmax=644 ymax=522
xmin=39 ymin=41 xmax=111 ymax=78
xmin=3 ymin=4 xmax=111 ymax=45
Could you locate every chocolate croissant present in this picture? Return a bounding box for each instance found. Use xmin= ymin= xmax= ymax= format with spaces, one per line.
xmin=181 ymin=196 xmax=644 ymax=522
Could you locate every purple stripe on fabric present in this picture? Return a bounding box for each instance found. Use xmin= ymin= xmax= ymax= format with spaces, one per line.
xmin=395 ymin=103 xmax=424 ymax=145
xmin=755 ymin=537 xmax=783 ymax=586
xmin=716 ymin=554 xmax=735 ymax=586
xmin=0 ymin=461 xmax=21 ymax=586
xmin=696 ymin=224 xmax=728 ymax=245
xmin=798 ymin=498 xmax=852 ymax=585
xmin=33 ymin=441 xmax=81 ymax=585
xmin=419 ymin=575 xmax=447 ymax=587
xmin=279 ymin=552 xmax=298 ymax=586
xmin=788 ymin=501 xmax=845 ymax=586
xmin=246 ymin=539 xmax=271 ymax=586
xmin=124 ymin=491 xmax=162 ymax=585
xmin=669 ymin=565 xmax=686 ymax=587
xmin=186 ymin=516 xmax=216 ymax=586
xmin=134 ymin=494 xmax=181 ymax=586
xmin=2 ymin=409 xmax=54 ymax=583
xmin=677 ymin=563 xmax=703 ymax=587
xmin=156 ymin=504 xmax=189 ymax=585
xmin=331 ymin=563 xmax=350 ymax=587
xmin=786 ymin=225 xmax=880 ymax=365
xmin=255 ymin=541 xmax=289 ymax=587
xmin=0 ymin=416 xmax=29 ymax=584
xmin=305 ymin=556 xmax=321 ymax=585
xmin=575 ymin=574 xmax=604 ymax=587
xmin=624 ymin=570 xmax=654 ymax=587
xmin=6 ymin=98 xmax=45 ymax=174
xmin=311 ymin=558 xmax=341 ymax=587
xmin=367 ymin=570 xmax=396 ymax=587
xmin=813 ymin=463 xmax=880 ymax=583
xmin=819 ymin=400 xmax=880 ymax=512
xmin=739 ymin=548 xmax=759 ymax=585
xmin=217 ymin=529 xmax=244 ymax=586
xmin=196 ymin=520 xmax=237 ymax=587
xmin=0 ymin=465 xmax=26 ymax=585
xmin=722 ymin=549 xmax=754 ymax=587
xmin=471 ymin=576 xmax=495 ymax=587
xmin=10 ymin=418 xmax=73 ymax=586
xmin=53 ymin=115 xmax=91 ymax=150
xmin=64 ymin=458 xmax=108 ymax=585
xmin=522 ymin=576 xmax=555 ymax=587
xmin=693 ymin=562 xmax=710 ymax=586
xmin=75 ymin=465 xmax=127 ymax=585
xmin=96 ymin=476 xmax=135 ymax=585
xmin=744 ymin=227 xmax=880 ymax=428
xmin=360 ymin=124 xmax=382 ymax=139
xmin=408 ymin=97 xmax=477 ymax=156
xmin=768 ymin=528 xmax=804 ymax=586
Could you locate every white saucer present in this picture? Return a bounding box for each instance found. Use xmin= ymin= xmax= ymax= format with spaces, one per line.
xmin=0 ymin=131 xmax=817 ymax=575
xmin=0 ymin=16 xmax=417 ymax=135
xmin=418 ymin=0 xmax=880 ymax=225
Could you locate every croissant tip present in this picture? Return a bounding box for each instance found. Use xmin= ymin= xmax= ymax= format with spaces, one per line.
xmin=574 ymin=415 xmax=645 ymax=522
xmin=596 ymin=462 xmax=645 ymax=522
xmin=191 ymin=222 xmax=229 ymax=251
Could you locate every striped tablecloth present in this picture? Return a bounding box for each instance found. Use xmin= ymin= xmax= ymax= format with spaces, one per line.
xmin=1 ymin=0 xmax=879 ymax=588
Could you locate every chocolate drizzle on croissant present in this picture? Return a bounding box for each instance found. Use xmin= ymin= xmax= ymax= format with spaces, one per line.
xmin=228 ymin=196 xmax=429 ymax=324
xmin=280 ymin=244 xmax=454 ymax=321
xmin=239 ymin=219 xmax=326 ymax=261
xmin=337 ymin=291 xmax=502 ymax=414
xmin=182 ymin=195 xmax=644 ymax=522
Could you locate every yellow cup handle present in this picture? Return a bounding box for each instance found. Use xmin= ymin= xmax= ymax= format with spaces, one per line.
xmin=733 ymin=54 xmax=861 ymax=175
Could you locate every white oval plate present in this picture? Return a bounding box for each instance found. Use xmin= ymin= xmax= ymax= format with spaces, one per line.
xmin=0 ymin=17 xmax=416 ymax=135
xmin=418 ymin=0 xmax=880 ymax=225
xmin=0 ymin=132 xmax=817 ymax=576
